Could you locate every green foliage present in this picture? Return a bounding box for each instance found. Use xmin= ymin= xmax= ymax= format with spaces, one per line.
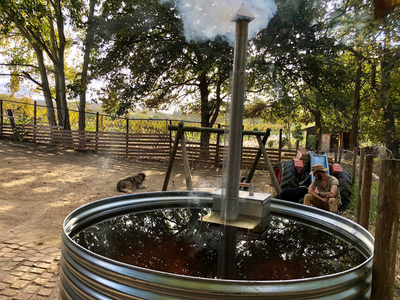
xmin=0 ymin=0 xmax=87 ymax=128
xmin=246 ymin=0 xmax=355 ymax=147
xmin=2 ymin=0 xmax=400 ymax=154
xmin=349 ymin=176 xmax=378 ymax=222
xmin=14 ymin=112 xmax=32 ymax=141
xmin=267 ymin=140 xmax=274 ymax=148
xmin=281 ymin=137 xmax=288 ymax=148
xmin=307 ymin=134 xmax=315 ymax=149
xmin=92 ymin=0 xmax=233 ymax=131
xmin=368 ymin=182 xmax=379 ymax=221
xmin=292 ymin=125 xmax=304 ymax=142
xmin=348 ymin=177 xmax=358 ymax=215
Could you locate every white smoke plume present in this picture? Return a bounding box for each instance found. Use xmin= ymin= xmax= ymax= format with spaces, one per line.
xmin=161 ymin=0 xmax=277 ymax=44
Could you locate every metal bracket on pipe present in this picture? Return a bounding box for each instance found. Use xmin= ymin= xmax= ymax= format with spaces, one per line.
xmin=201 ymin=190 xmax=272 ymax=236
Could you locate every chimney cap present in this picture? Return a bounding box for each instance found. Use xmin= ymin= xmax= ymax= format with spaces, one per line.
xmin=231 ymin=3 xmax=255 ymax=22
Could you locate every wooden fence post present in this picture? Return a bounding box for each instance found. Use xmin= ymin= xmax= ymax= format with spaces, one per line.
xmin=279 ymin=128 xmax=282 ymax=162
xmin=351 ymin=147 xmax=357 ymax=185
xmin=359 ymin=154 xmax=373 ymax=230
xmin=357 ymin=147 xmax=365 ymax=224
xmin=0 ymin=99 xmax=3 ymax=139
xmin=33 ymin=101 xmax=37 ymax=143
xmin=256 ymin=134 xmax=281 ymax=195
xmin=95 ymin=112 xmax=99 ymax=153
xmin=169 ymin=120 xmax=172 ymax=157
xmin=126 ymin=118 xmax=129 ymax=158
xmin=162 ymin=121 xmax=184 ymax=191
xmin=371 ymin=159 xmax=400 ymax=300
xmin=7 ymin=109 xmax=19 ymax=140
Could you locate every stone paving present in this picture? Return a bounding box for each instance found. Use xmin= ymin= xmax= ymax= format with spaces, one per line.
xmin=0 ymin=240 xmax=60 ymax=300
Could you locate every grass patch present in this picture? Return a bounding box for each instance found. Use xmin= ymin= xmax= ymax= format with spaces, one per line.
xmin=348 ymin=176 xmax=379 ymax=221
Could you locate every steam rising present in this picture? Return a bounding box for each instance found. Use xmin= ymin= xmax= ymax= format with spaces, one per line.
xmin=161 ymin=0 xmax=277 ymax=43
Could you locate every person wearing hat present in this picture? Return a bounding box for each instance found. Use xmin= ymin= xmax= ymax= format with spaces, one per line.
xmin=303 ymin=164 xmax=341 ymax=213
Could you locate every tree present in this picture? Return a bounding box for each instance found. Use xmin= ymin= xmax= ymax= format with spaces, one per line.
xmin=91 ymin=0 xmax=233 ymax=150
xmin=247 ymin=0 xmax=352 ymax=149
xmin=378 ymin=17 xmax=400 ymax=157
xmin=292 ymin=125 xmax=304 ymax=145
xmin=333 ymin=0 xmax=381 ymax=151
xmin=330 ymin=0 xmax=400 ymax=157
xmin=0 ymin=0 xmax=85 ymax=129
xmin=244 ymin=91 xmax=303 ymax=148
xmin=78 ymin=0 xmax=96 ymax=132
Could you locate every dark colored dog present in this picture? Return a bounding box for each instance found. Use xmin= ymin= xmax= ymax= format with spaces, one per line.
xmin=117 ymin=173 xmax=146 ymax=193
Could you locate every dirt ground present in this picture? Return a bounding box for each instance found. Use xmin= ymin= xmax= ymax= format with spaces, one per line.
xmin=0 ymin=139 xmax=274 ymax=247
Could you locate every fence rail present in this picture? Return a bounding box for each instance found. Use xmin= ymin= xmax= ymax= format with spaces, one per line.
xmin=0 ymin=99 xmax=297 ymax=169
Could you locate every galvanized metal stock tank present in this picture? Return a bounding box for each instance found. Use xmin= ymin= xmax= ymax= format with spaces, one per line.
xmin=59 ymin=191 xmax=374 ymax=299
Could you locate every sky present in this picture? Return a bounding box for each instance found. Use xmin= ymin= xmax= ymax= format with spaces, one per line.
xmin=0 ymin=75 xmax=44 ymax=101
xmin=0 ymin=76 xmax=8 ymax=94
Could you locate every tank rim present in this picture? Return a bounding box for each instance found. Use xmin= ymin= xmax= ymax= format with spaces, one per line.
xmin=62 ymin=190 xmax=374 ymax=283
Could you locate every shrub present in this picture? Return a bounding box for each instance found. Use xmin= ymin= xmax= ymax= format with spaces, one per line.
xmin=292 ymin=125 xmax=304 ymax=143
xmin=307 ymin=134 xmax=316 ymax=149
xmin=280 ymin=137 xmax=288 ymax=148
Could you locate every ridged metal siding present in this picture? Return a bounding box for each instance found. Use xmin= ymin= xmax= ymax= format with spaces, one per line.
xmin=59 ymin=191 xmax=374 ymax=299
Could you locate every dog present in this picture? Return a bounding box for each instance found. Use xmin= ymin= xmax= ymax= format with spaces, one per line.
xmin=117 ymin=173 xmax=146 ymax=193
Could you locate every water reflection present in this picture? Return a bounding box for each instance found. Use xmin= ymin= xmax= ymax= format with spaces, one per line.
xmin=73 ymin=208 xmax=365 ymax=280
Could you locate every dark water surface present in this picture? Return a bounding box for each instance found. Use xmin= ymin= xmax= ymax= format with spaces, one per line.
xmin=73 ymin=207 xmax=365 ymax=280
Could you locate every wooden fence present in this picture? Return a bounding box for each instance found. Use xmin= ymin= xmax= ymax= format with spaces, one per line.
xmin=0 ymin=122 xmax=297 ymax=169
xmin=0 ymin=98 xmax=297 ymax=169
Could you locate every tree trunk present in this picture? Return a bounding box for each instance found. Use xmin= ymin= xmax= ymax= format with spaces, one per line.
xmin=78 ymin=0 xmax=96 ymax=134
xmin=209 ymin=78 xmax=223 ymax=126
xmin=383 ymin=102 xmax=399 ymax=158
xmin=199 ymin=73 xmax=211 ymax=156
xmin=54 ymin=68 xmax=64 ymax=127
xmin=57 ymin=60 xmax=70 ymax=130
xmin=31 ymin=44 xmax=57 ymax=127
xmin=380 ymin=23 xmax=400 ymax=158
xmin=285 ymin=122 xmax=291 ymax=148
xmin=350 ymin=55 xmax=362 ymax=150
xmin=51 ymin=1 xmax=70 ymax=131
xmin=314 ymin=110 xmax=322 ymax=151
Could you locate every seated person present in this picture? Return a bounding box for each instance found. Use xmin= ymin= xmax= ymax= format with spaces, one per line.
xmin=303 ymin=164 xmax=341 ymax=213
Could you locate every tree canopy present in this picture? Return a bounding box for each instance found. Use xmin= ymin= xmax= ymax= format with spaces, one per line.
xmin=1 ymin=0 xmax=400 ymax=156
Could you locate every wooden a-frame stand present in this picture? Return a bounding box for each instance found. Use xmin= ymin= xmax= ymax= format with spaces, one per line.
xmin=162 ymin=121 xmax=193 ymax=191
xmin=162 ymin=124 xmax=281 ymax=195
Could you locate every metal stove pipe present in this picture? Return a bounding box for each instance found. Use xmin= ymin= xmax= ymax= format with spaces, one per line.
xmin=223 ymin=5 xmax=254 ymax=222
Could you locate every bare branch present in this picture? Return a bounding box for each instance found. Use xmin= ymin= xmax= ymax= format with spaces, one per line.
xmin=0 ymin=63 xmax=39 ymax=70
xmin=21 ymin=71 xmax=42 ymax=87
xmin=0 ymin=72 xmax=42 ymax=89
